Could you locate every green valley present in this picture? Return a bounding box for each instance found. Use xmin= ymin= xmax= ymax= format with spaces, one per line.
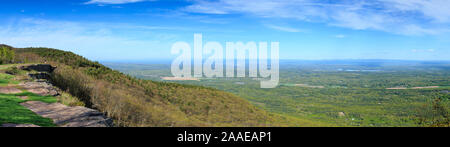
xmin=105 ymin=60 xmax=450 ymax=127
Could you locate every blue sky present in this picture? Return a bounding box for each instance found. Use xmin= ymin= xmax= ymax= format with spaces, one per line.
xmin=0 ymin=0 xmax=449 ymax=61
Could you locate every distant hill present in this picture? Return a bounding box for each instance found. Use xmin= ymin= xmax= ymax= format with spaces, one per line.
xmin=1 ymin=44 xmax=321 ymax=127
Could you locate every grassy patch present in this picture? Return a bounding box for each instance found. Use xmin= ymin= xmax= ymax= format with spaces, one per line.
xmin=0 ymin=73 xmax=20 ymax=86
xmin=14 ymin=92 xmax=58 ymax=103
xmin=0 ymin=92 xmax=56 ymax=127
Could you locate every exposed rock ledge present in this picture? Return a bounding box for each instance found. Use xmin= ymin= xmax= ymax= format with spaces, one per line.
xmin=2 ymin=64 xmax=114 ymax=127
xmin=19 ymin=82 xmax=59 ymax=96
xmin=1 ymin=124 xmax=40 ymax=127
xmin=21 ymin=101 xmax=113 ymax=127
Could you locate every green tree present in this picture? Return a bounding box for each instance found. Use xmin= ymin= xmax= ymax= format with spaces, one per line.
xmin=0 ymin=46 xmax=15 ymax=64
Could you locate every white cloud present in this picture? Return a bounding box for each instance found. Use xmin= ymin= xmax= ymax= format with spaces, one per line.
xmin=84 ymin=0 xmax=148 ymax=5
xmin=380 ymin=0 xmax=450 ymax=23
xmin=0 ymin=18 xmax=178 ymax=60
xmin=412 ymin=49 xmax=436 ymax=53
xmin=265 ymin=24 xmax=302 ymax=32
xmin=335 ymin=34 xmax=346 ymax=38
xmin=398 ymin=24 xmax=439 ymax=35
xmin=185 ymin=0 xmax=325 ymax=20
xmin=184 ymin=0 xmax=450 ymax=35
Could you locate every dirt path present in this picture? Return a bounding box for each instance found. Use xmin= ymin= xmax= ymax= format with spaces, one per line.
xmin=21 ymin=101 xmax=112 ymax=127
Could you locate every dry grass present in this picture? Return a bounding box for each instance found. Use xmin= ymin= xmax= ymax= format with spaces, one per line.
xmin=56 ymin=91 xmax=85 ymax=107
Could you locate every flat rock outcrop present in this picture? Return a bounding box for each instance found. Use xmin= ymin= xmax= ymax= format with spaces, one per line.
xmin=28 ymin=72 xmax=51 ymax=80
xmin=21 ymin=101 xmax=113 ymax=127
xmin=19 ymin=82 xmax=59 ymax=96
xmin=19 ymin=64 xmax=56 ymax=73
xmin=1 ymin=123 xmax=40 ymax=127
xmin=0 ymin=86 xmax=22 ymax=94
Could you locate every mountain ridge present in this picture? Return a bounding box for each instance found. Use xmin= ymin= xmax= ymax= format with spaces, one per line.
xmin=1 ymin=44 xmax=324 ymax=127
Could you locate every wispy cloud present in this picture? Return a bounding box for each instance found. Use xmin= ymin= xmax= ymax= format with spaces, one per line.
xmin=183 ymin=0 xmax=450 ymax=35
xmin=265 ymin=24 xmax=302 ymax=32
xmin=412 ymin=49 xmax=435 ymax=53
xmin=381 ymin=0 xmax=450 ymax=23
xmin=335 ymin=34 xmax=346 ymax=38
xmin=0 ymin=18 xmax=179 ymax=60
xmin=84 ymin=0 xmax=149 ymax=5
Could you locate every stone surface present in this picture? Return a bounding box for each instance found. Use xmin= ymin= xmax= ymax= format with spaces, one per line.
xmin=0 ymin=86 xmax=22 ymax=94
xmin=28 ymin=72 xmax=51 ymax=80
xmin=21 ymin=101 xmax=112 ymax=127
xmin=18 ymin=96 xmax=29 ymax=100
xmin=1 ymin=123 xmax=41 ymax=127
xmin=19 ymin=82 xmax=59 ymax=96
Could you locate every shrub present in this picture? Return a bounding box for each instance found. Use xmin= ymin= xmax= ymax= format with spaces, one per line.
xmin=5 ymin=67 xmax=20 ymax=75
xmin=57 ymin=91 xmax=85 ymax=107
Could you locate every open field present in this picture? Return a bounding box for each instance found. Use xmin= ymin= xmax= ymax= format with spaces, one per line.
xmin=161 ymin=77 xmax=200 ymax=81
